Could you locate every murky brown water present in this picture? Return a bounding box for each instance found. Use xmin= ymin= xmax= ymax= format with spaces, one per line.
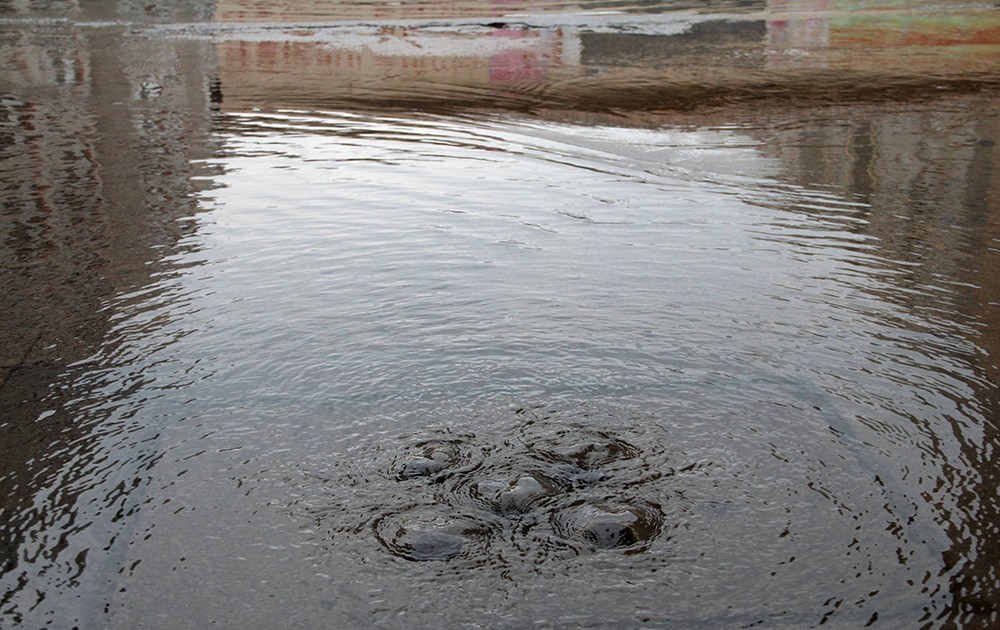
xmin=2 ymin=0 xmax=999 ymax=628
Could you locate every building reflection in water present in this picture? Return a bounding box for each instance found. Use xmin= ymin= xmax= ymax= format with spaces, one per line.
xmin=0 ymin=12 xmax=217 ymax=625
xmin=744 ymin=96 xmax=1000 ymax=624
xmin=206 ymin=0 xmax=998 ymax=111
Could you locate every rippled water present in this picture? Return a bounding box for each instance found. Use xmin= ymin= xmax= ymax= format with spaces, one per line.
xmin=2 ymin=0 xmax=1000 ymax=628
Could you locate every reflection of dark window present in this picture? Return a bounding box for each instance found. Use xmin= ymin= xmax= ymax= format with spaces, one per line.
xmin=209 ymin=76 xmax=224 ymax=106
xmin=581 ymin=20 xmax=766 ymax=66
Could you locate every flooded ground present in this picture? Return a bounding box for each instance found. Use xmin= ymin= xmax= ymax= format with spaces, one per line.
xmin=2 ymin=0 xmax=999 ymax=628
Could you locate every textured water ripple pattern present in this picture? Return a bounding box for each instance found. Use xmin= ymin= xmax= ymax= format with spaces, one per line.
xmin=310 ymin=406 xmax=695 ymax=575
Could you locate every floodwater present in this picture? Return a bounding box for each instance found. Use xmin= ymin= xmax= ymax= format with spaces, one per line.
xmin=1 ymin=0 xmax=999 ymax=628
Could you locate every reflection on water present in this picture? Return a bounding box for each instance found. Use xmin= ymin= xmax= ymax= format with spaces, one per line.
xmin=1 ymin=0 xmax=999 ymax=628
xmin=200 ymin=0 xmax=1000 ymax=112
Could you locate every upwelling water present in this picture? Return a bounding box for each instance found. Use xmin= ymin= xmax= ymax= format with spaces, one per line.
xmin=1 ymin=1 xmax=999 ymax=628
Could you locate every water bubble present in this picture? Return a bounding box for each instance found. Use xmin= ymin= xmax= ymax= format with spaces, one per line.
xmin=552 ymin=499 xmax=664 ymax=552
xmin=391 ymin=437 xmax=479 ymax=481
xmin=373 ymin=506 xmax=495 ymax=562
xmin=397 ymin=529 xmax=465 ymax=561
xmin=521 ymin=424 xmax=642 ymax=470
xmin=397 ymin=457 xmax=444 ymax=480
xmin=473 ymin=474 xmax=560 ymax=514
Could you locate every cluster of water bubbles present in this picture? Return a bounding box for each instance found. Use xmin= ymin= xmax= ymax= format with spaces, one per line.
xmin=369 ymin=412 xmax=669 ymax=564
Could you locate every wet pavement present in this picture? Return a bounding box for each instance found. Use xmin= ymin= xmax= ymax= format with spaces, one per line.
xmin=1 ymin=1 xmax=1000 ymax=628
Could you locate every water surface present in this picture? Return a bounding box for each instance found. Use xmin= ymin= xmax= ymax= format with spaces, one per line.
xmin=1 ymin=1 xmax=999 ymax=628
